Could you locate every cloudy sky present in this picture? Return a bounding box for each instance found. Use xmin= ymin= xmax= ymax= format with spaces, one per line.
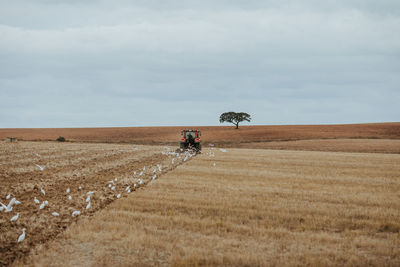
xmin=1 ymin=0 xmax=399 ymax=128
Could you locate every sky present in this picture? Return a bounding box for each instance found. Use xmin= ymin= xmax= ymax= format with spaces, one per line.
xmin=1 ymin=0 xmax=399 ymax=128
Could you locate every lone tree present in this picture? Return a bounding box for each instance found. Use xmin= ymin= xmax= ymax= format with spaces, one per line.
xmin=219 ymin=112 xmax=251 ymax=129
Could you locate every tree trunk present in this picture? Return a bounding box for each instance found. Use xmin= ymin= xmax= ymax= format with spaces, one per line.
xmin=235 ymin=123 xmax=239 ymax=129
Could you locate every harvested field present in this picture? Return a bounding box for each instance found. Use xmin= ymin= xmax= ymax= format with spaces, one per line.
xmin=0 ymin=141 xmax=193 ymax=266
xmin=22 ymin=147 xmax=400 ymax=266
xmin=0 ymin=123 xmax=399 ymax=146
xmin=236 ymin=138 xmax=400 ymax=154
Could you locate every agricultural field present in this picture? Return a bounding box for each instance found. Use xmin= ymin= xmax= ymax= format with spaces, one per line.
xmin=1 ymin=123 xmax=399 ymax=147
xmin=11 ymin=145 xmax=400 ymax=266
xmin=0 ymin=141 xmax=193 ymax=266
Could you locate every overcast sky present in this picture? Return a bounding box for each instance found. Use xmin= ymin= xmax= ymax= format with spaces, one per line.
xmin=1 ymin=0 xmax=399 ymax=128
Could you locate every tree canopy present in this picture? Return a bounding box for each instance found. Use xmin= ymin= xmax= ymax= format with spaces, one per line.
xmin=219 ymin=112 xmax=251 ymax=129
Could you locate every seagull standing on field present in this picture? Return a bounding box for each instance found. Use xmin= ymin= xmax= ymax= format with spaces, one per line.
xmin=86 ymin=196 xmax=90 ymax=203
xmin=52 ymin=212 xmax=59 ymax=216
xmin=117 ymin=194 xmax=121 ymax=199
xmin=34 ymin=197 xmax=40 ymax=204
xmin=66 ymin=188 xmax=70 ymax=193
xmin=18 ymin=228 xmax=26 ymax=243
xmin=86 ymin=201 xmax=91 ymax=209
xmin=10 ymin=213 xmax=19 ymax=222
xmin=41 ymin=188 xmax=45 ymax=195
xmin=6 ymin=194 xmax=10 ymax=200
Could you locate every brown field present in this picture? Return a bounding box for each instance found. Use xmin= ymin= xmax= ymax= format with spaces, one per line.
xmin=1 ymin=123 xmax=399 ymax=147
xmin=11 ymin=146 xmax=400 ymax=266
xmin=0 ymin=141 xmax=192 ymax=266
xmin=237 ymin=138 xmax=400 ymax=154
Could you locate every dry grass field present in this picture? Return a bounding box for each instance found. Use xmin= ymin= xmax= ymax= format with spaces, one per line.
xmin=19 ymin=147 xmax=400 ymax=266
xmin=1 ymin=123 xmax=399 ymax=147
xmin=237 ymin=138 xmax=400 ymax=154
xmin=0 ymin=141 xmax=192 ymax=266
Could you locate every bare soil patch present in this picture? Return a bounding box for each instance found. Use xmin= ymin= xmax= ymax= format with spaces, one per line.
xmin=0 ymin=123 xmax=399 ymax=146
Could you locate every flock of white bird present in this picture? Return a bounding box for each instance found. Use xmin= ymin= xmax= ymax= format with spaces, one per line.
xmin=2 ymin=147 xmax=199 ymax=245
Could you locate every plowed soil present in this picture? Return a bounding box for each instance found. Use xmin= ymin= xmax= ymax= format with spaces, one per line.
xmin=0 ymin=141 xmax=193 ymax=266
xmin=1 ymin=123 xmax=399 ymax=146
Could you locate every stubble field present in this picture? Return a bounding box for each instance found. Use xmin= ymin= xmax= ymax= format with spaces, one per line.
xmin=12 ymin=145 xmax=400 ymax=266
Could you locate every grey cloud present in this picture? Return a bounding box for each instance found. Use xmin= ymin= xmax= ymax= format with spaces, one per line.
xmin=0 ymin=1 xmax=399 ymax=127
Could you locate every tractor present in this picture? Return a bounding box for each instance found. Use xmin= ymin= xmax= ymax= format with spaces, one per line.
xmin=179 ymin=129 xmax=202 ymax=152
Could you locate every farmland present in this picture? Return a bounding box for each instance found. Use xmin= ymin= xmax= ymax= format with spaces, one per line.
xmin=17 ymin=146 xmax=400 ymax=266
xmin=1 ymin=122 xmax=399 ymax=147
xmin=1 ymin=124 xmax=400 ymax=266
xmin=0 ymin=141 xmax=192 ymax=266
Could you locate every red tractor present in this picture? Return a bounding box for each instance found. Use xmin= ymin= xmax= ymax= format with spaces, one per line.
xmin=180 ymin=129 xmax=202 ymax=152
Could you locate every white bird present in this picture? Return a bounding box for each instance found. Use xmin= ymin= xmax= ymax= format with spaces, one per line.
xmin=134 ymin=183 xmax=137 ymax=188
xmin=10 ymin=213 xmax=19 ymax=222
xmin=158 ymin=165 xmax=162 ymax=172
xmin=117 ymin=194 xmax=121 ymax=199
xmin=139 ymin=171 xmax=143 ymax=176
xmin=6 ymin=194 xmax=10 ymax=200
xmin=18 ymin=228 xmax=26 ymax=243
xmin=87 ymin=191 xmax=94 ymax=195
xmin=34 ymin=197 xmax=40 ymax=204
xmin=1 ymin=201 xmax=12 ymax=212
xmin=68 ymin=195 xmax=72 ymax=200
xmin=78 ymin=186 xmax=82 ymax=190
xmin=127 ymin=189 xmax=131 ymax=193
xmin=15 ymin=200 xmax=21 ymax=205
xmin=220 ymin=149 xmax=227 ymax=152
xmin=152 ymin=175 xmax=157 ymax=180
xmin=39 ymin=202 xmax=46 ymax=210
xmin=143 ymin=166 xmax=146 ymax=171
xmin=44 ymin=200 xmax=48 ymax=205
xmin=7 ymin=198 xmax=16 ymax=208
xmin=72 ymin=210 xmax=80 ymax=217
xmin=108 ymin=184 xmax=112 ymax=188
xmin=114 ymin=178 xmax=117 ymax=182
xmin=66 ymin=188 xmax=70 ymax=193
xmin=86 ymin=196 xmax=91 ymax=203
xmin=125 ymin=186 xmax=130 ymax=192
xmin=138 ymin=179 xmax=143 ymax=185
xmin=36 ymin=164 xmax=44 ymax=171
xmin=133 ymin=171 xmax=137 ymax=176
xmin=41 ymin=188 xmax=45 ymax=195
xmin=86 ymin=201 xmax=91 ymax=209
xmin=34 ymin=153 xmax=41 ymax=157
xmin=111 ymin=186 xmax=115 ymax=191
xmin=52 ymin=212 xmax=59 ymax=216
